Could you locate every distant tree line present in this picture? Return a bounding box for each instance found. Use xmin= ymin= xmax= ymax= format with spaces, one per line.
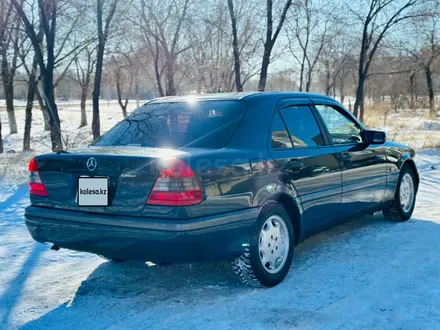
xmin=0 ymin=0 xmax=438 ymax=153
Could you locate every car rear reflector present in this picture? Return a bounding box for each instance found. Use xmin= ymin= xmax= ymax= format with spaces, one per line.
xmin=146 ymin=159 xmax=202 ymax=206
xmin=28 ymin=157 xmax=48 ymax=197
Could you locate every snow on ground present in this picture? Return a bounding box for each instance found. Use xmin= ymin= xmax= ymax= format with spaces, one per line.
xmin=0 ymin=147 xmax=440 ymax=328
xmin=1 ymin=100 xmax=144 ymax=154
xmin=0 ymin=101 xmax=142 ymax=187
xmin=1 ymin=98 xmax=440 ymax=155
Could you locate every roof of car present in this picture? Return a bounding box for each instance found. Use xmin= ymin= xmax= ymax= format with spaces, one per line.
xmin=148 ymin=92 xmax=336 ymax=103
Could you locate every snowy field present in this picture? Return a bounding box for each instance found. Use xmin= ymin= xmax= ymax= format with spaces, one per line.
xmin=1 ymin=98 xmax=440 ymax=155
xmin=0 ymin=100 xmax=142 ymax=185
xmin=0 ymin=100 xmax=440 ymax=329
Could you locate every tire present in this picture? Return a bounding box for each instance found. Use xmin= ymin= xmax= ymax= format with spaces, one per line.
xmin=232 ymin=202 xmax=294 ymax=287
xmin=383 ymin=165 xmax=417 ymax=222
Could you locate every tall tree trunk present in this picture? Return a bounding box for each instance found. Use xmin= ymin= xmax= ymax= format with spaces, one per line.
xmin=43 ymin=62 xmax=62 ymax=151
xmin=409 ymin=71 xmax=415 ymax=110
xmin=165 ymin=57 xmax=176 ymax=96
xmin=425 ymin=67 xmax=436 ymax=119
xmin=92 ymin=0 xmax=118 ymax=140
xmin=298 ymin=60 xmax=305 ymax=92
xmin=305 ymin=71 xmax=312 ymax=92
xmin=354 ymin=74 xmax=365 ymax=121
xmin=153 ymin=37 xmax=164 ymax=97
xmin=340 ymin=85 xmax=345 ymax=106
xmin=35 ymin=88 xmax=50 ymax=131
xmin=116 ymin=79 xmax=127 ymax=118
xmin=44 ymin=27 xmax=63 ymax=151
xmin=324 ymin=63 xmax=331 ymax=95
xmin=1 ymin=52 xmax=17 ymax=134
xmin=44 ymin=88 xmax=62 ymax=151
xmin=23 ymin=57 xmax=38 ymax=151
xmin=4 ymin=82 xmax=17 ymax=134
xmin=195 ymin=73 xmax=201 ymax=94
xmin=227 ymin=0 xmax=243 ymax=92
xmin=154 ymin=60 xmax=164 ymax=97
xmin=79 ymin=87 xmax=88 ymax=127
xmin=135 ymin=80 xmax=140 ymax=107
xmin=258 ymin=45 xmax=272 ymax=91
xmin=92 ymin=43 xmax=104 ymax=140
xmin=354 ymin=32 xmax=367 ymax=119
xmin=257 ymin=0 xmax=292 ymax=92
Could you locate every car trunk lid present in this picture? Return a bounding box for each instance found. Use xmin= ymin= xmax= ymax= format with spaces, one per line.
xmin=35 ymin=146 xmax=188 ymax=216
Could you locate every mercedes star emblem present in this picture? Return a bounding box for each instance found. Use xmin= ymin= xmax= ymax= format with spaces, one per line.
xmin=86 ymin=157 xmax=97 ymax=171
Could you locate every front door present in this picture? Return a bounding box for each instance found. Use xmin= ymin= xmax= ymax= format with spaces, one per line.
xmin=268 ymin=100 xmax=342 ymax=234
xmin=313 ymin=103 xmax=387 ymax=219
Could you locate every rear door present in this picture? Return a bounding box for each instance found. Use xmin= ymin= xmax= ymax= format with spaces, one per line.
xmin=268 ymin=99 xmax=342 ymax=234
xmin=312 ymin=102 xmax=387 ymax=218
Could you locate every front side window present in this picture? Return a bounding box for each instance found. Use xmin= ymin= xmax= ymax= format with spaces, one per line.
xmin=315 ymin=105 xmax=362 ymax=145
xmin=279 ymin=106 xmax=325 ymax=147
xmin=93 ymin=100 xmax=245 ymax=149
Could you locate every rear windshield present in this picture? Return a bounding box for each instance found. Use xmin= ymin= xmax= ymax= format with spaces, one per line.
xmin=92 ymin=100 xmax=245 ymax=148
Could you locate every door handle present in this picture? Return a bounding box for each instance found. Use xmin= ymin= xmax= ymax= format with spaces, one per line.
xmin=312 ymin=166 xmax=327 ymax=175
xmin=340 ymin=153 xmax=352 ymax=165
xmin=286 ymin=159 xmax=304 ymax=171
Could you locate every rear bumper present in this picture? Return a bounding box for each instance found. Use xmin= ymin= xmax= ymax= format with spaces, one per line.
xmin=24 ymin=206 xmax=259 ymax=263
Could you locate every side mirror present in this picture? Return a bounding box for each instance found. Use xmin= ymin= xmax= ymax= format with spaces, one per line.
xmin=363 ymin=129 xmax=386 ymax=145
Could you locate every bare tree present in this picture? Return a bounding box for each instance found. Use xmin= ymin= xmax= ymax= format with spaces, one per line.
xmin=0 ymin=1 xmax=22 ymax=135
xmin=108 ymin=53 xmax=134 ymax=117
xmin=12 ymin=0 xmax=63 ymax=150
xmin=19 ymin=37 xmax=49 ymax=132
xmin=0 ymin=0 xmax=13 ymax=152
xmin=266 ymin=68 xmax=297 ymax=91
xmin=257 ymin=0 xmax=292 ymax=91
xmin=227 ymin=0 xmax=243 ymax=92
xmin=334 ymin=56 xmax=354 ymax=104
xmin=406 ymin=3 xmax=440 ymax=118
xmin=12 ymin=0 xmax=88 ymax=151
xmin=182 ymin=2 xmax=230 ymax=93
xmin=92 ymin=0 xmax=118 ymax=140
xmin=286 ymin=0 xmax=334 ymax=92
xmin=21 ymin=19 xmax=44 ymax=151
xmin=74 ymin=46 xmax=96 ymax=127
xmin=181 ymin=1 xmax=259 ymax=93
xmin=318 ymin=32 xmax=355 ymax=104
xmin=351 ymin=0 xmax=419 ymax=122
xmin=23 ymin=55 xmax=38 ymax=151
xmin=137 ymin=0 xmax=193 ymax=96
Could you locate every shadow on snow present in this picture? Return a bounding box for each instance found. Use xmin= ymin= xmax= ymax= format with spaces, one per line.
xmin=18 ymin=213 xmax=440 ymax=329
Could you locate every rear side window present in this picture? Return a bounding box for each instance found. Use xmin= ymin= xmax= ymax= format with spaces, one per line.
xmin=270 ymin=112 xmax=293 ymax=149
xmin=93 ymin=100 xmax=245 ymax=149
xmin=280 ymin=106 xmax=325 ymax=147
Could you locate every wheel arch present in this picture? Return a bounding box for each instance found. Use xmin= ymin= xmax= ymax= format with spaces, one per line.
xmin=262 ymin=192 xmax=304 ymax=245
xmin=401 ymin=158 xmax=420 ymax=191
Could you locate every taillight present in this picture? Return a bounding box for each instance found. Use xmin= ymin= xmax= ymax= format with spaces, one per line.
xmin=28 ymin=157 xmax=48 ymax=196
xmin=146 ymin=159 xmax=202 ymax=206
